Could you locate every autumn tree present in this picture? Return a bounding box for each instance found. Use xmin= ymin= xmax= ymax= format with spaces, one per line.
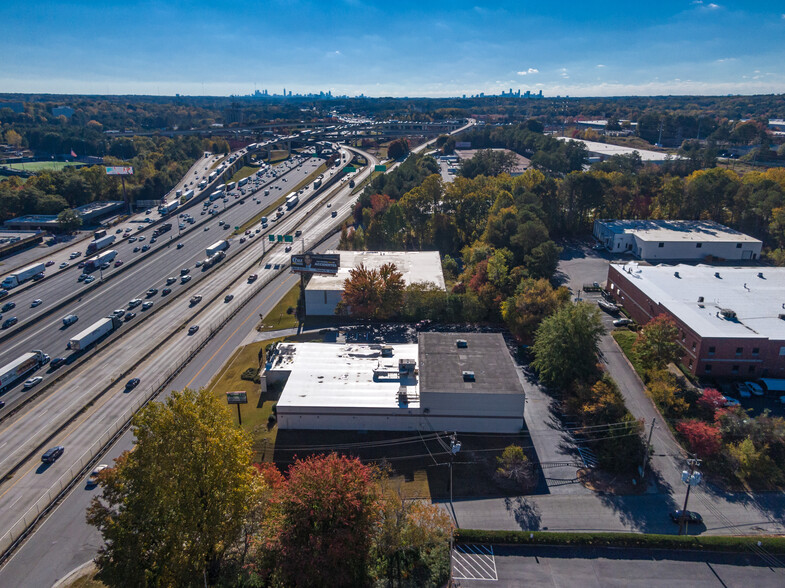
xmin=387 ymin=138 xmax=410 ymax=160
xmin=57 ymin=208 xmax=82 ymax=233
xmin=633 ymin=314 xmax=683 ymax=371
xmin=696 ymin=387 xmax=725 ymax=419
xmin=675 ymin=420 xmax=722 ymax=458
xmin=86 ymin=388 xmax=259 ymax=587
xmin=531 ymin=303 xmax=605 ymax=388
xmin=339 ymin=262 xmax=404 ymax=320
xmin=501 ymin=278 xmax=569 ymax=342
xmin=495 ymin=445 xmax=535 ymax=488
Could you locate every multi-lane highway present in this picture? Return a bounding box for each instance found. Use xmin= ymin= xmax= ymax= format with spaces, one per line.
xmin=0 ymin=154 xmax=328 ymax=409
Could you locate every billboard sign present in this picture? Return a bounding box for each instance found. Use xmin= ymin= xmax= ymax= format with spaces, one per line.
xmin=455 ymin=141 xmax=471 ymax=149
xmin=226 ymin=391 xmax=248 ymax=404
xmin=106 ymin=166 xmax=134 ymax=175
xmin=290 ymin=252 xmax=340 ymax=275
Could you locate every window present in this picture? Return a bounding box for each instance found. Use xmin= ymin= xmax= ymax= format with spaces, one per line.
xmin=731 ymin=365 xmax=739 ymax=374
xmin=658 ymin=242 xmax=664 ymax=248
xmin=736 ymin=243 xmax=742 ymax=248
xmin=748 ymin=365 xmax=756 ymax=374
xmin=705 ymin=364 xmax=712 ymax=373
xmin=735 ymin=347 xmax=743 ymax=356
xmin=691 ymin=342 xmax=696 ymax=352
xmin=696 ymin=243 xmax=702 ymax=248
xmin=708 ymin=346 xmax=716 ymax=355
xmin=689 ymin=360 xmax=693 ymax=369
xmin=752 ymin=347 xmax=759 ymax=355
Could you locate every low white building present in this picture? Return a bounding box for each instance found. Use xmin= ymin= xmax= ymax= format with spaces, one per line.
xmin=266 ymin=332 xmax=525 ymax=433
xmin=593 ymin=219 xmax=762 ymax=262
xmin=304 ymin=250 xmax=445 ymax=316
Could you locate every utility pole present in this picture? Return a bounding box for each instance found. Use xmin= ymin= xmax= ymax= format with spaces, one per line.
xmin=641 ymin=418 xmax=656 ymax=479
xmin=448 ymin=432 xmax=461 ymax=588
xmin=678 ymin=457 xmax=702 ymax=536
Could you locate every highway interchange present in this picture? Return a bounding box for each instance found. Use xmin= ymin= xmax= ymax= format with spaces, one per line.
xmin=0 ymin=122 xmax=472 ymax=585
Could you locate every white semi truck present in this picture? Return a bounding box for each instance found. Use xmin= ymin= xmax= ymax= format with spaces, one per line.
xmin=1 ymin=262 xmax=45 ymax=289
xmin=68 ymin=316 xmax=122 ymax=351
xmin=206 ymin=240 xmax=229 ymax=257
xmin=0 ymin=350 xmax=50 ymax=392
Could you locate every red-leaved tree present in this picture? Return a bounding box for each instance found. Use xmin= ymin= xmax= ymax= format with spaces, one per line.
xmin=676 ymin=419 xmax=722 ymax=458
xmin=696 ymin=387 xmax=725 ymax=418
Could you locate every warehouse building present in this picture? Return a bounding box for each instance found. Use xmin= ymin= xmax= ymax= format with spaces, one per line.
xmin=304 ymin=250 xmax=445 ymax=316
xmin=606 ymin=263 xmax=785 ymax=379
xmin=593 ymin=219 xmax=762 ymax=262
xmin=265 ymin=332 xmax=525 ymax=433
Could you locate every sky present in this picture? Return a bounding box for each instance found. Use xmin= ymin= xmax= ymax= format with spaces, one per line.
xmin=1 ymin=0 xmax=784 ymax=98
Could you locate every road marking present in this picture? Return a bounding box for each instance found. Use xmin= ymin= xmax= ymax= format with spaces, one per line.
xmin=452 ymin=544 xmax=498 ymax=581
xmin=185 ymin=276 xmax=294 ymax=389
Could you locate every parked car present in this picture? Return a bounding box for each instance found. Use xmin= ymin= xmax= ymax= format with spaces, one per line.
xmin=723 ymin=396 xmax=741 ymax=407
xmin=613 ymin=318 xmax=632 ymax=327
xmin=598 ymin=299 xmax=619 ymax=313
xmin=744 ymin=382 xmax=765 ymax=396
xmin=669 ymin=510 xmax=703 ymax=524
xmin=41 ymin=446 xmax=65 ymax=464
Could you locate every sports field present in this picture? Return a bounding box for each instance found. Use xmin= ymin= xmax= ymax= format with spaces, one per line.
xmin=2 ymin=161 xmax=86 ymax=172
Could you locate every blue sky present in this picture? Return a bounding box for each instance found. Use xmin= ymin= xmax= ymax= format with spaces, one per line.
xmin=1 ymin=1 xmax=783 ymax=97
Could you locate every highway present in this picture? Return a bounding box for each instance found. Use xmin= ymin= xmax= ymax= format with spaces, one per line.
xmin=0 ymin=154 xmax=327 ymax=409
xmin=0 ymin=146 xmax=377 ymax=563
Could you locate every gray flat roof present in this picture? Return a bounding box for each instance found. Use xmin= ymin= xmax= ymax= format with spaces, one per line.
xmin=418 ymin=332 xmax=522 ymax=395
xmin=558 ymin=138 xmax=677 ymax=162
xmin=597 ymin=220 xmax=761 ymax=244
xmin=306 ymin=250 xmax=445 ymax=291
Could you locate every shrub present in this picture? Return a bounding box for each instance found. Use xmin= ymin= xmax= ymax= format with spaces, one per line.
xmin=241 ymin=367 xmax=261 ymax=383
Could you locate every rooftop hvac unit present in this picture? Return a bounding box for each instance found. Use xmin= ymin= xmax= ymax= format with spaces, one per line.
xmin=381 ymin=345 xmax=393 ymax=358
xmin=779 ymin=314 xmax=785 ymax=321
xmin=758 ymin=272 xmax=764 ymax=278
xmin=462 ymin=371 xmax=475 ymax=382
xmin=398 ymin=358 xmax=416 ymax=373
xmin=456 ymin=339 xmax=468 ymax=348
xmin=720 ymin=308 xmax=737 ymax=319
xmin=697 ymin=296 xmax=704 ymax=303
xmin=674 ymin=271 xmax=680 ymax=278
xmin=714 ymin=272 xmax=721 ymax=278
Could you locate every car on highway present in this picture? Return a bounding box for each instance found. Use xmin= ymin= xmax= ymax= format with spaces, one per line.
xmin=1 ymin=317 xmax=16 ymax=329
xmin=114 ymin=260 xmax=124 ymax=267
xmin=141 ymin=245 xmax=150 ymax=252
xmin=189 ymin=294 xmax=202 ymax=305
xmin=41 ymin=446 xmax=64 ymax=464
xmin=116 ymin=228 xmax=123 ymax=233
xmin=100 ymin=262 xmax=111 ymax=270
xmin=162 ymin=287 xmax=172 ymax=296
xmin=166 ymin=276 xmax=177 ymax=285
xmin=128 ymin=299 xmax=142 ymax=308
xmin=78 ymin=261 xmax=86 ymax=269
xmin=142 ymin=301 xmax=153 ymax=310
xmin=180 ymin=268 xmax=190 ymax=276
xmin=125 ymin=378 xmax=140 ymax=390
xmin=23 ymin=376 xmax=43 ymax=389
xmin=112 ymin=309 xmax=125 ymax=318
xmin=133 ymin=246 xmax=141 ymax=253
xmin=77 ymin=274 xmax=87 ymax=282
xmin=59 ymin=261 xmax=69 ymax=269
xmin=188 ymin=325 xmax=199 ymax=335
xmin=87 ymin=464 xmax=108 ymax=488
xmin=195 ymin=261 xmax=203 ymax=267
xmin=248 ymin=274 xmax=257 ymax=283
xmin=223 ymin=224 xmax=230 ymax=230
xmin=284 ymin=245 xmax=291 ymax=252
xmin=0 ymin=290 xmax=7 ymax=298
xmin=669 ymin=510 xmax=703 ymax=524
xmin=239 ymin=238 xmax=246 ymax=244
xmin=83 ymin=275 xmax=95 ymax=284
xmin=204 ymin=226 xmax=209 ymax=231
xmin=326 ymin=202 xmax=331 ymax=208
xmin=138 ymin=236 xmax=145 ymax=242
xmin=69 ymin=251 xmax=81 ymax=259
xmin=331 ymin=210 xmax=337 ymax=217
xmin=2 ymin=301 xmax=16 ymax=312
xmin=150 ymin=238 xmax=157 ymax=244
xmin=50 ymin=357 xmax=67 ymax=369
xmin=179 ymin=223 xmax=185 ymax=230
xmin=177 ymin=242 xmax=184 ymax=249
xmin=146 ymin=288 xmax=158 ymax=297
xmin=124 ymin=312 xmax=136 ymax=321
xmin=31 ymin=299 xmax=42 ymax=307
xmin=128 ymin=237 xmax=137 ymax=243
xmin=224 ymin=294 xmax=234 ymax=303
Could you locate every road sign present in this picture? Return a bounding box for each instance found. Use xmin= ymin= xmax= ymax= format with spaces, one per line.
xmin=105 ymin=166 xmax=134 ymax=175
xmin=226 ymin=391 xmax=248 ymax=404
xmin=235 ymin=226 xmax=239 ymax=230
xmin=290 ymin=252 xmax=340 ymax=275
xmin=284 ymin=235 xmax=293 ymax=243
xmin=277 ymin=235 xmax=283 ymax=242
xmin=374 ymin=164 xmax=387 ymax=172
xmin=343 ymin=166 xmax=357 ymax=173
xmin=269 ymin=235 xmax=275 ymax=242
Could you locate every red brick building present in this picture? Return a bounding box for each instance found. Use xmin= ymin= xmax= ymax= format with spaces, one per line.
xmin=606 ymin=263 xmax=785 ymax=379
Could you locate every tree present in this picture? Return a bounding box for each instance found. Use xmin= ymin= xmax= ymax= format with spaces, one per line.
xmin=339 ymin=262 xmax=404 ymax=320
xmin=495 ymin=445 xmax=535 ymax=488
xmin=531 ymin=303 xmax=605 ymax=388
xmin=524 ymin=240 xmax=561 ymax=279
xmin=4 ymin=129 xmax=22 ymax=148
xmin=259 ymin=453 xmax=381 ymax=587
xmin=388 ymin=138 xmax=410 ymax=160
xmin=633 ymin=314 xmax=682 ymax=370
xmin=676 ymin=420 xmax=722 ymax=458
xmin=86 ymin=388 xmax=259 ymax=587
xmin=502 ymin=278 xmax=569 ymax=342
xmin=696 ymin=387 xmax=725 ymax=418
xmin=56 ymin=208 xmax=82 ymax=233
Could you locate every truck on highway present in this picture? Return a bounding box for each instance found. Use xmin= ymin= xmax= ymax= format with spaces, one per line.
xmin=238 ymin=177 xmax=248 ymax=187
xmin=202 ymin=249 xmax=226 ymax=269
xmin=86 ymin=234 xmax=116 ymax=255
xmin=94 ymin=229 xmax=107 ymax=239
xmin=198 ymin=180 xmax=207 ymax=190
xmin=182 ymin=189 xmax=195 ymax=202
xmin=84 ymin=249 xmax=118 ymax=271
xmin=152 ymin=222 xmax=172 ymax=238
xmin=208 ymin=171 xmax=218 ymax=182
xmin=0 ymin=350 xmax=50 ymax=392
xmin=215 ymin=183 xmax=226 ymax=193
xmin=226 ymin=181 xmax=236 ymax=192
xmin=206 ymin=240 xmax=229 ymax=257
xmin=176 ymin=189 xmax=183 ymax=199
xmin=1 ymin=262 xmax=46 ymax=289
xmin=210 ymin=190 xmax=223 ymax=201
xmin=68 ymin=316 xmax=122 ymax=351
xmin=158 ymin=200 xmax=179 ymax=215
xmin=286 ymin=194 xmax=299 ymax=209
xmin=313 ymin=178 xmax=322 ymax=189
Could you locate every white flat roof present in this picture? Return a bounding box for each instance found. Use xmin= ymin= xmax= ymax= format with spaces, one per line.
xmin=612 ymin=263 xmax=785 ymax=340
xmin=306 ymin=250 xmax=445 ymax=291
xmin=272 ymin=342 xmax=420 ymax=409
xmin=557 ymin=137 xmax=678 ymax=162
xmin=597 ymin=220 xmax=761 ymax=245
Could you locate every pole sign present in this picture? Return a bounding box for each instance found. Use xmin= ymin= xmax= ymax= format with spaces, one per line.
xmin=374 ymin=164 xmax=387 ymax=172
xmin=226 ymin=391 xmax=248 ymax=404
xmin=290 ymin=252 xmax=340 ymax=275
xmin=105 ymin=166 xmax=134 ymax=175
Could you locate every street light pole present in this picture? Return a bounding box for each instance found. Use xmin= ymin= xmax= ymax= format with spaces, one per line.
xmin=678 ymin=457 xmax=702 ymax=536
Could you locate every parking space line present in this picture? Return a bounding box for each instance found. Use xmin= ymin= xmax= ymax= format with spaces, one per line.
xmin=453 ymin=543 xmax=498 ymax=581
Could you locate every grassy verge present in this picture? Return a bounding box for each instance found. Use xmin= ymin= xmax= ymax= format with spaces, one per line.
xmin=234 ymin=163 xmax=327 ymax=235
xmin=3 ymin=161 xmax=85 ymax=172
xmin=612 ymin=329 xmax=647 ymax=379
xmin=259 ymin=283 xmax=301 ymax=332
xmin=269 ymin=150 xmax=289 ymax=164
xmin=230 ymin=165 xmax=259 ymax=183
xmin=455 ymin=529 xmax=785 ymax=553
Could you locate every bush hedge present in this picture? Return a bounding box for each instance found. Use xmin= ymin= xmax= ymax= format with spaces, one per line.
xmin=454 ymin=529 xmax=785 ymax=553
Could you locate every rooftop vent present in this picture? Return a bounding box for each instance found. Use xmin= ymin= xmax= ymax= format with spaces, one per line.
xmin=714 ymin=272 xmax=721 ymax=278
xmin=381 ymin=345 xmax=393 ymax=358
xmin=674 ymin=271 xmax=680 ymax=278
xmin=720 ymin=308 xmax=737 ymax=319
xmin=462 ymin=371 xmax=475 ymax=382
xmin=758 ymin=272 xmax=764 ymax=279
xmin=398 ymin=358 xmax=416 ymax=373
xmin=456 ymin=339 xmax=468 ymax=348
xmin=697 ymin=296 xmax=704 ymax=303
xmin=779 ymin=314 xmax=785 ymax=321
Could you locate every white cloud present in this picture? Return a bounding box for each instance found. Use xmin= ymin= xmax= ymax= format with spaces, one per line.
xmin=517 ymin=68 xmax=539 ymax=75
xmin=596 ymin=64 xmax=606 ymax=68
xmin=707 ymin=3 xmax=719 ymax=8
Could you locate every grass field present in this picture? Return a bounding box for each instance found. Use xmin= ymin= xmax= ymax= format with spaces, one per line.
xmin=230 ymin=165 xmax=259 ymax=183
xmin=258 ymin=283 xmax=300 ymax=332
xmin=269 ymin=150 xmax=289 ymax=164
xmin=3 ymin=161 xmax=85 ymax=172
xmin=612 ymin=329 xmax=646 ymax=379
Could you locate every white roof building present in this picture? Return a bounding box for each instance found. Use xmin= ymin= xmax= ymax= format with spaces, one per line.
xmin=557 ymin=137 xmax=677 ymax=163
xmin=594 ymin=219 xmax=762 ymax=262
xmin=305 ymin=250 xmax=445 ymax=316
xmin=266 ymin=333 xmax=525 ymax=433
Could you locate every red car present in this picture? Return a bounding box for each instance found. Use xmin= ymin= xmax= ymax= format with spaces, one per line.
xmin=45 ymin=260 xmax=55 ymax=267
xmin=114 ymin=260 xmax=124 ymax=267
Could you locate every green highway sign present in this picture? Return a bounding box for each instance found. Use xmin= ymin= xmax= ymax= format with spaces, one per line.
xmin=374 ymin=164 xmax=387 ymax=172
xmin=343 ymin=166 xmax=357 ymax=173
xmin=235 ymin=226 xmax=239 ymax=230
xmin=269 ymin=235 xmax=275 ymax=242
xmin=284 ymin=235 xmax=293 ymax=243
xmin=277 ymin=235 xmax=283 ymax=242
